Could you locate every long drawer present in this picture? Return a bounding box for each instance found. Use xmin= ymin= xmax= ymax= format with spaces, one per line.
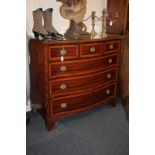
xmin=49 ymin=68 xmax=117 ymax=98
xmin=49 ymin=54 xmax=119 ymax=79
xmin=51 ymin=83 xmax=116 ymax=115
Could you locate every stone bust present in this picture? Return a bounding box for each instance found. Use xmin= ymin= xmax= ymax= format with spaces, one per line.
xmin=57 ymin=0 xmax=88 ymax=37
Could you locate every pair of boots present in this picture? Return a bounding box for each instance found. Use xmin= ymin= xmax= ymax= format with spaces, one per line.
xmin=32 ymin=8 xmax=63 ymax=39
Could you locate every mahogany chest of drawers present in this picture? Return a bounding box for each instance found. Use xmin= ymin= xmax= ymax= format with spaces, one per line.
xmin=29 ymin=36 xmax=122 ymax=130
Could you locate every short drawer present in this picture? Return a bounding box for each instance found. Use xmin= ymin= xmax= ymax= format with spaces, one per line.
xmin=49 ymin=54 xmax=119 ymax=79
xmin=51 ymin=83 xmax=116 ymax=114
xmin=80 ymin=43 xmax=103 ymax=58
xmin=104 ymin=40 xmax=120 ymax=53
xmin=48 ymin=45 xmax=79 ymax=61
xmin=49 ymin=68 xmax=117 ymax=98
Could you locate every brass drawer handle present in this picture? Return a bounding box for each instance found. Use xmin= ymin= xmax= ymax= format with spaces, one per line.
xmin=106 ymin=89 xmax=111 ymax=95
xmin=108 ymin=58 xmax=113 ymax=64
xmin=107 ymin=73 xmax=111 ymax=79
xmin=90 ymin=46 xmax=96 ymax=53
xmin=61 ymin=103 xmax=67 ymax=108
xmin=60 ymin=83 xmax=67 ymax=90
xmin=60 ymin=66 xmax=67 ymax=72
xmin=60 ymin=48 xmax=67 ymax=56
xmin=109 ymin=44 xmax=114 ymax=50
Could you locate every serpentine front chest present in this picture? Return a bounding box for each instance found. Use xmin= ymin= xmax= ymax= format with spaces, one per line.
xmin=29 ymin=35 xmax=122 ymax=130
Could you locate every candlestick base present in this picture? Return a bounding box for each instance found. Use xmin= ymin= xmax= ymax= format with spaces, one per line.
xmin=91 ymin=30 xmax=97 ymax=36
xmin=100 ymin=33 xmax=108 ymax=37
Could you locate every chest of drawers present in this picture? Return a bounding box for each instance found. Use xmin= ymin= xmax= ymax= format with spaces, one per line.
xmin=29 ymin=36 xmax=122 ymax=130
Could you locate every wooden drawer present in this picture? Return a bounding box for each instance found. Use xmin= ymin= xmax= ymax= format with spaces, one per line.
xmin=49 ymin=54 xmax=119 ymax=79
xmin=104 ymin=40 xmax=120 ymax=53
xmin=51 ymin=83 xmax=116 ymax=114
xmin=80 ymin=43 xmax=103 ymax=58
xmin=49 ymin=68 xmax=117 ymax=98
xmin=48 ymin=45 xmax=79 ymax=61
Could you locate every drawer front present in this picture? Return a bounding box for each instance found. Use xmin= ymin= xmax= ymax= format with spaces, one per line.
xmin=80 ymin=43 xmax=103 ymax=58
xmin=49 ymin=54 xmax=119 ymax=79
xmin=49 ymin=68 xmax=117 ymax=98
xmin=105 ymin=41 xmax=120 ymax=53
xmin=48 ymin=45 xmax=79 ymax=61
xmin=51 ymin=83 xmax=116 ymax=114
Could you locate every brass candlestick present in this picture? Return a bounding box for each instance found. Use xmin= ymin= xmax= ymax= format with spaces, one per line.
xmin=91 ymin=11 xmax=97 ymax=36
xmin=101 ymin=9 xmax=108 ymax=36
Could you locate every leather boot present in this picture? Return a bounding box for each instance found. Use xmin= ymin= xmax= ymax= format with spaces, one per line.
xmin=32 ymin=8 xmax=54 ymax=39
xmin=43 ymin=8 xmax=63 ymax=38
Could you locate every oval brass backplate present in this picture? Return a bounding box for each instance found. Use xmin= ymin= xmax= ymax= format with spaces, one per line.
xmin=106 ymin=89 xmax=111 ymax=95
xmin=90 ymin=46 xmax=96 ymax=53
xmin=108 ymin=58 xmax=113 ymax=63
xmin=107 ymin=73 xmax=111 ymax=79
xmin=60 ymin=49 xmax=67 ymax=56
xmin=109 ymin=44 xmax=114 ymax=50
xmin=60 ymin=66 xmax=67 ymax=72
xmin=60 ymin=84 xmax=67 ymax=90
xmin=61 ymin=103 xmax=67 ymax=108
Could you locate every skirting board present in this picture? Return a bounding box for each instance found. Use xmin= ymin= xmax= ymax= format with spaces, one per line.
xmin=26 ymin=99 xmax=31 ymax=112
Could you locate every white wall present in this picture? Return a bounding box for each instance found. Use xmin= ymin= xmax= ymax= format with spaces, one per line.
xmin=26 ymin=0 xmax=107 ymax=36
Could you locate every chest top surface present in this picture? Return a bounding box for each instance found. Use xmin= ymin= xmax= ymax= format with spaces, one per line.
xmin=29 ymin=34 xmax=125 ymax=45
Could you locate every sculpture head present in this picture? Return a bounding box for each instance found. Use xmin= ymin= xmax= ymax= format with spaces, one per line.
xmin=57 ymin=0 xmax=81 ymax=7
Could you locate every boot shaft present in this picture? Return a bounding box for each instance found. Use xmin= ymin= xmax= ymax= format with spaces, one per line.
xmin=43 ymin=8 xmax=58 ymax=33
xmin=33 ymin=12 xmax=43 ymax=27
xmin=33 ymin=8 xmax=43 ymax=27
xmin=43 ymin=9 xmax=53 ymax=27
xmin=32 ymin=8 xmax=47 ymax=34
